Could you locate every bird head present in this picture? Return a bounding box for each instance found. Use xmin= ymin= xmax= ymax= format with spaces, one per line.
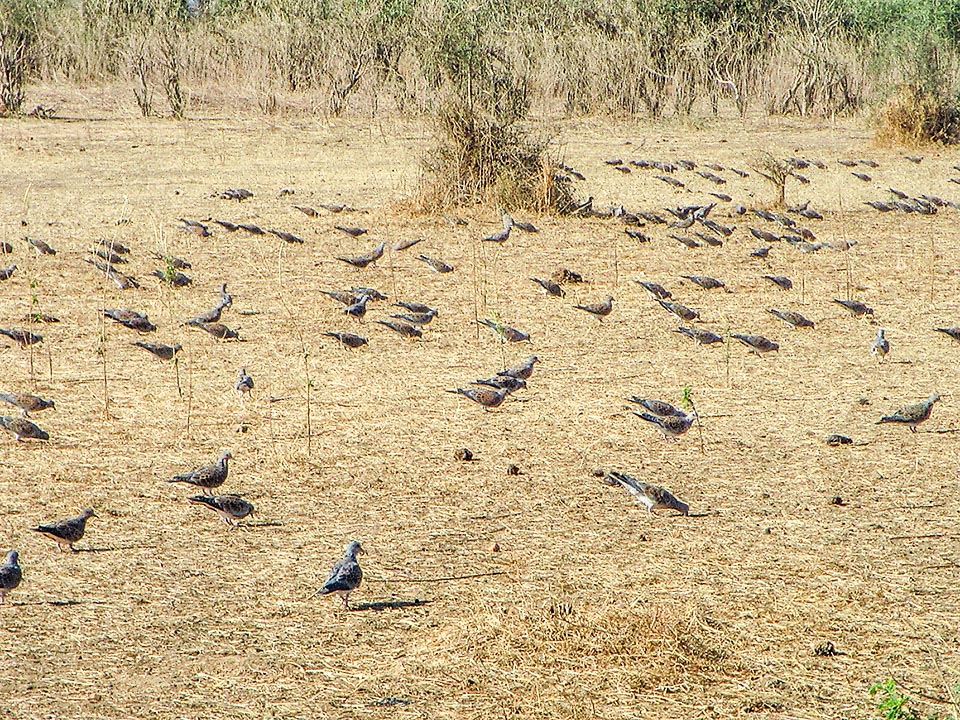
xmin=529 ymin=356 xmax=540 ymax=365
xmin=82 ymin=508 xmax=98 ymax=519
xmin=346 ymin=541 xmax=365 ymax=557
xmin=5 ymin=550 xmax=18 ymax=565
xmin=221 ymin=451 xmax=234 ymax=462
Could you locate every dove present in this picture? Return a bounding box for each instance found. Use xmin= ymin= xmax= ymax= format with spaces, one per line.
xmin=681 ymin=275 xmax=725 ymax=290
xmin=104 ymin=309 xmax=156 ymax=333
xmin=31 ymin=509 xmax=97 ymax=552
xmin=95 ymin=239 xmax=131 ymax=254
xmin=150 ymin=269 xmax=192 ymax=287
xmin=133 ymin=342 xmax=182 ymax=361
xmin=749 ymin=228 xmax=779 ymax=243
xmin=417 ymin=255 xmax=454 ymax=273
xmin=498 ymin=356 xmax=539 ymax=380
xmin=935 ymin=327 xmax=960 ymax=343
xmin=236 ymin=368 xmax=254 ymax=397
xmin=833 ymin=299 xmax=874 ymax=317
xmin=393 ymin=238 xmax=422 ymax=251
xmin=219 ymin=283 xmax=233 ymax=308
xmin=631 ymin=410 xmax=696 ymax=440
xmin=635 ymin=280 xmax=672 ymax=300
xmin=375 ymin=320 xmax=422 ymax=339
xmin=344 ymin=295 xmax=370 ymax=319
xmin=19 ymin=312 xmax=59 ymax=324
xmin=657 ymin=299 xmax=700 ymax=322
xmin=85 ymin=258 xmax=139 ymax=289
xmin=335 ymin=226 xmax=368 ymax=237
xmin=189 ymin=302 xmax=226 ymax=325
xmin=478 ymin=319 xmax=530 ymax=342
xmin=321 ymin=290 xmax=360 ymax=307
xmin=391 ymin=311 xmax=436 ymax=326
xmin=751 ymin=246 xmax=772 ymax=258
xmin=179 ymin=218 xmax=211 ymax=236
xmin=351 ymin=286 xmax=388 ymax=301
xmin=676 ymin=326 xmax=724 ymax=345
xmin=168 ymin=451 xmax=232 ymax=495
xmin=483 ymin=225 xmax=511 ymax=243
xmin=0 ymin=416 xmax=49 ymax=441
xmin=315 ymin=541 xmax=365 ymax=608
xmin=768 ymin=309 xmax=814 ymax=329
xmin=878 ymin=394 xmax=940 ymax=432
xmin=188 ymin=494 xmax=254 ymax=526
xmin=627 ymin=397 xmax=686 ymax=417
xmin=218 ymin=188 xmax=253 ymax=201
xmin=0 ymin=328 xmax=43 ymax=348
xmin=574 ymin=296 xmax=614 ymax=320
xmin=89 ymin=248 xmax=122 ymax=264
xmin=511 ymin=219 xmax=539 ymax=233
xmin=762 ymin=275 xmax=793 ymax=290
xmin=294 ymin=205 xmax=319 ymax=217
xmin=25 ymin=236 xmax=55 ymax=255
xmin=185 ymin=321 xmax=240 ymax=340
xmin=237 ymin=223 xmax=265 ymax=235
xmin=394 ymin=301 xmax=436 ymax=315
xmin=155 ymin=254 xmax=191 ymax=270
xmin=269 ymin=229 xmax=305 ymax=244
xmin=0 ymin=392 xmax=55 ymax=417
xmin=602 ymin=471 xmax=689 ymax=515
xmin=731 ymin=334 xmax=779 ymax=356
xmin=530 ymin=277 xmax=565 ymax=297
xmin=872 ymin=328 xmax=890 ymax=362
xmin=446 ymin=386 xmax=509 ymax=409
xmin=320 ymin=202 xmax=354 ymax=213
xmin=323 ymin=332 xmax=368 ymax=348
xmin=0 ymin=551 xmax=21 ymax=603
xmin=213 ymin=219 xmax=240 ymax=231
xmin=473 ymin=376 xmax=526 ymax=393
xmin=336 ymin=242 xmax=384 ymax=268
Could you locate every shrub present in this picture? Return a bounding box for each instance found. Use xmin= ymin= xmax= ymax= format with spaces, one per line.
xmin=876 ymin=84 xmax=960 ymax=145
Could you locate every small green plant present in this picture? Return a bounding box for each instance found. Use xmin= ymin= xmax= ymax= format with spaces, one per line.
xmin=868 ymin=679 xmax=945 ymax=720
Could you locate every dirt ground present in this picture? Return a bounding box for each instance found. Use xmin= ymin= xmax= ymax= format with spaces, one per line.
xmin=0 ymin=88 xmax=958 ymax=719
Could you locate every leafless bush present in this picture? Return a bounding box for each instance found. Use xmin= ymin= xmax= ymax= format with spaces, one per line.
xmin=876 ymin=84 xmax=960 ymax=146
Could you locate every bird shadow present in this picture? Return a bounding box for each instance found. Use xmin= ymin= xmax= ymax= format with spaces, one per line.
xmin=240 ymin=521 xmax=284 ymax=528
xmin=352 ymin=598 xmax=432 ymax=612
xmin=74 ymin=546 xmax=128 ymax=553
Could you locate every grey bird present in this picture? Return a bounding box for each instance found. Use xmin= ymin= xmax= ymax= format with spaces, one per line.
xmin=0 ymin=328 xmax=43 ymax=348
xmin=220 ymin=283 xmax=233 ymax=308
xmin=631 ymin=410 xmax=696 ymax=440
xmin=104 ymin=309 xmax=156 ymax=333
xmin=657 ymin=299 xmax=700 ymax=322
xmin=393 ymin=238 xmax=422 ymax=251
xmin=189 ymin=303 xmax=226 ymax=324
xmin=833 ymin=299 xmax=874 ymax=317
xmin=478 ymin=319 xmax=530 ymax=342
xmin=337 ymin=242 xmax=385 ymax=268
xmin=185 ymin=320 xmax=240 ymax=340
xmin=751 ymin=246 xmax=772 ymax=258
xmin=269 ymin=229 xmax=305 ymax=244
xmin=236 ymin=368 xmax=254 ymax=397
xmin=179 ymin=218 xmax=211 ymax=237
xmin=762 ymin=275 xmax=793 ymax=290
xmin=391 ymin=311 xmax=436 ymax=326
xmin=394 ymin=301 xmax=436 ymax=315
xmin=92 ymin=247 xmax=127 ymax=264
xmin=934 ymin=327 xmax=960 ymax=343
xmin=602 ymin=471 xmax=689 ymax=515
xmin=681 ymin=275 xmax=725 ymax=290
xmin=872 ymin=328 xmax=890 ymax=362
xmin=351 ymin=286 xmax=388 ymax=301
xmin=344 ymin=295 xmax=370 ymax=319
xmin=0 ymin=392 xmax=55 ymax=417
xmin=334 ymin=226 xmax=368 ymax=237
xmin=321 ymin=290 xmax=360 ymax=307
xmin=676 ymin=326 xmax=724 ymax=345
xmin=769 ymin=309 xmax=814 ymax=329
xmin=483 ymin=225 xmax=511 ymax=243
xmin=446 ymin=386 xmax=509 ymax=409
xmin=31 ymin=509 xmax=97 ymax=552
xmin=323 ymin=332 xmax=368 ymax=348
xmin=150 ymin=269 xmax=192 ymax=287
xmin=0 ymin=264 xmax=17 ymax=281
xmin=473 ymin=376 xmax=526 ymax=393
xmin=188 ymin=494 xmax=254 ymax=526
xmin=213 ymin=219 xmax=240 ymax=231
xmin=25 ymin=236 xmax=55 ymax=255
xmin=316 ymin=541 xmax=365 ymax=608
xmin=0 ymin=551 xmax=21 ymax=603
xmin=635 ymin=280 xmax=672 ymax=300
xmin=627 ymin=397 xmax=685 ymax=417
xmin=133 ymin=342 xmax=181 ymax=361
xmin=878 ymin=394 xmax=941 ymax=432
xmin=731 ymin=334 xmax=779 ymax=356
xmin=498 ymin=356 xmax=539 ymax=380
xmin=168 ymin=451 xmax=232 ymax=495
xmin=530 ymin=277 xmax=565 ymax=297
xmin=417 ymin=255 xmax=454 ymax=273
xmin=0 ymin=416 xmax=49 ymax=441
xmin=375 ymin=320 xmax=422 ymax=339
xmin=95 ymin=239 xmax=131 ymax=255
xmin=574 ymin=296 xmax=614 ymax=320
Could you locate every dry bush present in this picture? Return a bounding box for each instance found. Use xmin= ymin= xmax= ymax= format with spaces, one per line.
xmin=876 ymin=84 xmax=960 ymax=146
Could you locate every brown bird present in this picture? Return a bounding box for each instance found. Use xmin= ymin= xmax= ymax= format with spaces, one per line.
xmin=31 ymin=509 xmax=97 ymax=552
xmin=391 ymin=311 xmax=436 ymax=326
xmin=0 ymin=416 xmax=49 ymax=441
xmin=769 ymin=309 xmax=814 ymax=329
xmin=417 ymin=255 xmax=454 ymax=273
xmin=168 ymin=451 xmax=232 ymax=495
xmin=657 ymin=299 xmax=700 ymax=322
xmin=676 ymin=326 xmax=723 ymax=345
xmin=393 ymin=238 xmax=422 ymax=251
xmin=213 ymin=219 xmax=240 ymax=231
xmin=478 ymin=319 xmax=530 ymax=342
xmin=763 ymin=275 xmax=793 ymax=290
xmin=446 ymin=386 xmax=509 ymax=409
xmin=294 ymin=205 xmax=319 ymax=217
xmin=833 ymin=299 xmax=874 ymax=317
xmin=335 ymin=226 xmax=368 ymax=237
xmin=635 ymin=280 xmax=672 ymax=300
xmin=627 ymin=397 xmax=686 ymax=417
xmin=337 ymin=242 xmax=385 ymax=268
xmin=92 ymin=247 xmax=127 ymax=264
xmin=498 ymin=356 xmax=539 ymax=380
xmin=681 ymin=275 xmax=725 ymax=290
xmin=731 ymin=334 xmax=779 ymax=356
xmin=0 ymin=328 xmax=43 ymax=348
xmin=878 ymin=394 xmax=941 ymax=432
xmin=25 ymin=236 xmax=55 ymax=255
xmin=530 ymin=277 xmax=565 ymax=297
xmin=188 ymin=494 xmax=254 ymax=526
xmin=180 ymin=218 xmax=211 ymax=236
xmin=323 ymin=332 xmax=368 ymax=348
xmin=375 ymin=320 xmax=422 ymax=339
xmin=237 ymin=223 xmax=265 ymax=235
xmin=602 ymin=471 xmax=689 ymax=515
xmin=631 ymin=410 xmax=696 ymax=440
xmin=133 ymin=342 xmax=181 ymax=361
xmin=95 ymin=239 xmax=131 ymax=255
xmin=150 ymin=269 xmax=192 ymax=287
xmin=20 ymin=312 xmax=60 ymax=324
xmin=935 ymin=327 xmax=960 ymax=343
xmin=394 ymin=301 xmax=436 ymax=315
xmin=269 ymin=229 xmax=305 ymax=244
xmin=104 ymin=309 xmax=156 ymax=333
xmin=185 ymin=320 xmax=240 ymax=340
xmin=575 ymin=296 xmax=614 ymax=320
xmin=0 ymin=392 xmax=55 ymax=417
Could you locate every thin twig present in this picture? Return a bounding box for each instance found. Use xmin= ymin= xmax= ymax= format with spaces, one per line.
xmin=367 ymin=571 xmax=506 ymax=584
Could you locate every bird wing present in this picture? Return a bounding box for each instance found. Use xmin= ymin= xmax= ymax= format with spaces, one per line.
xmin=322 ymin=559 xmax=362 ymax=593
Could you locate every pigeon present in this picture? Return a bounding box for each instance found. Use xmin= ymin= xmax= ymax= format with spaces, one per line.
xmin=294 ymin=205 xmax=319 ymax=217
xmin=478 ymin=319 xmax=530 ymax=342
xmin=391 ymin=311 xmax=436 ymax=326
xmin=95 ymin=239 xmax=131 ymax=255
xmin=552 ymin=267 xmax=584 ymax=284
xmin=627 ymin=397 xmax=686 ymax=417
xmin=393 ymin=238 xmax=422 ymax=251
xmin=631 ymin=410 xmax=696 ymax=440
xmin=602 ymin=471 xmax=689 ymax=515
xmin=657 ymin=299 xmax=700 ymax=322
xmin=104 ymin=309 xmax=156 ymax=333
xmin=483 ymin=225 xmax=511 ymax=243
xmin=236 ymin=368 xmax=254 ymax=397
xmin=219 ymin=283 xmax=233 ymax=309
xmin=768 ymin=309 xmax=814 ymax=329
xmin=189 ymin=302 xmax=226 ymax=325
xmin=0 ymin=551 xmax=21 ymax=603
xmin=750 ymin=228 xmax=779 ymax=243
xmin=635 ymin=280 xmax=672 ymax=300
xmin=31 ymin=509 xmax=97 ymax=552
xmin=344 ymin=295 xmax=370 ymax=319
xmin=185 ymin=321 xmax=240 ymax=340
xmin=446 ymin=386 xmax=509 ymax=409
xmin=833 ymin=299 xmax=874 ymax=317
xmin=670 ymin=234 xmax=700 ymax=248
xmin=168 ymin=451 xmax=232 ymax=495
xmin=751 ymin=246 xmax=772 ymax=258
xmin=84 ymin=258 xmax=139 ymax=289
xmin=530 ymin=277 xmax=565 ymax=297
xmin=731 ymin=334 xmax=779 ymax=356
xmin=0 ymin=392 xmax=55 ymax=417
xmin=213 ymin=219 xmax=240 ymax=231
xmin=133 ymin=342 xmax=182 ymax=361
xmin=334 ymin=226 xmax=368 ymax=237
xmin=394 ymin=301 xmax=436 ymax=315
xmin=512 ymin=219 xmax=539 ymax=233
xmin=180 ymin=218 xmax=211 ymax=236
xmin=337 ymin=242 xmax=385 ymax=268
xmin=20 ymin=312 xmax=59 ymax=324
xmin=852 ymin=172 xmax=872 ymax=181
xmin=237 ymin=223 xmax=265 ymax=235
xmin=25 ymin=236 xmax=55 ymax=255
xmin=0 ymin=416 xmax=49 ymax=441
xmin=316 ymin=541 xmax=365 ymax=608
xmin=218 ymin=188 xmax=253 ymax=201
xmin=0 ymin=328 xmax=43 ymax=348
xmin=676 ymin=326 xmax=724 ymax=345
xmin=150 ymin=269 xmax=192 ymax=287
xmin=474 ymin=376 xmax=526 ymax=393
xmin=375 ymin=320 xmax=422 ymax=339
xmin=498 ymin=356 xmax=539 ymax=380
xmin=320 ymin=203 xmax=354 ymax=213
xmin=155 ymin=254 xmax=191 ymax=270
xmin=681 ymin=275 xmax=725 ymax=290
xmin=872 ymin=328 xmax=890 ymax=362
xmin=323 ymin=332 xmax=368 ymax=348
xmin=934 ymin=327 xmax=960 ymax=343
xmin=417 ymin=255 xmax=454 ymax=273
xmin=269 ymin=229 xmax=305 ymax=244
xmin=574 ymin=296 xmax=614 ymax=320
xmin=351 ymin=286 xmax=388 ymax=301
xmin=878 ymin=394 xmax=941 ymax=432
xmin=762 ymin=275 xmax=793 ymax=290
xmin=321 ymin=290 xmax=360 ymax=307
xmin=188 ymin=494 xmax=254 ymax=526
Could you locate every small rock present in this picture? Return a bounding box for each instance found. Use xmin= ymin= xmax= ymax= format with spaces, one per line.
xmin=491 ymin=542 xmax=500 ymax=553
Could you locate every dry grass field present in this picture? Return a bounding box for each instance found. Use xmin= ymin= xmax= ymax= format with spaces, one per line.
xmin=1 ymin=89 xmax=959 ymax=719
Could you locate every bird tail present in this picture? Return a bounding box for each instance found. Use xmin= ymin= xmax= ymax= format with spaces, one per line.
xmin=631 ymin=412 xmax=660 ymax=425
